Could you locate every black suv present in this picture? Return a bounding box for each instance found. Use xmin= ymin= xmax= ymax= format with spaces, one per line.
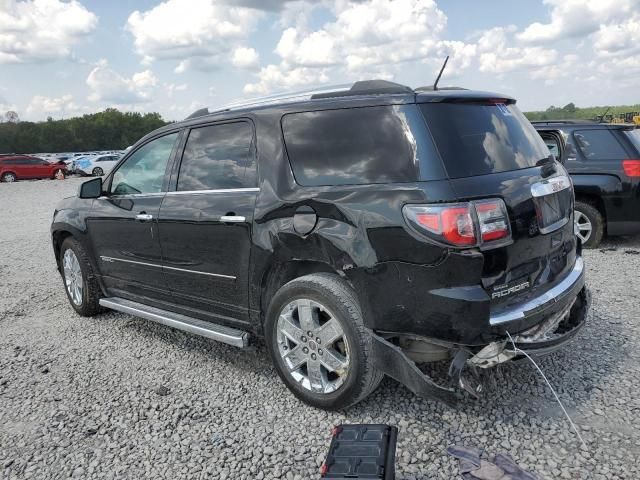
xmin=51 ymin=81 xmax=590 ymax=409
xmin=534 ymin=121 xmax=640 ymax=247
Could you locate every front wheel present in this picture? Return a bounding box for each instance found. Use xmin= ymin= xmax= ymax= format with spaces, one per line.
xmin=265 ymin=273 xmax=383 ymax=410
xmin=59 ymin=237 xmax=103 ymax=316
xmin=92 ymin=167 xmax=103 ymax=176
xmin=574 ymin=201 xmax=604 ymax=248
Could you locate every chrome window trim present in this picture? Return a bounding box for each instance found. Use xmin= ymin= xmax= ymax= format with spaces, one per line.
xmin=166 ymin=187 xmax=260 ymax=195
xmin=489 ymin=256 xmax=584 ymax=326
xmin=98 ymin=192 xmax=166 ymax=200
xmin=530 ymin=175 xmax=571 ymax=197
xmin=99 ymin=256 xmax=236 ymax=280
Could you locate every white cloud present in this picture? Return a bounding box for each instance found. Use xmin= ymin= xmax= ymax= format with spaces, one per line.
xmin=166 ymin=83 xmax=188 ymax=98
xmin=518 ymin=0 xmax=634 ymax=43
xmin=476 ymin=27 xmax=558 ymax=74
xmin=0 ymin=0 xmax=97 ymax=63
xmin=232 ymin=47 xmax=260 ymax=68
xmin=26 ymin=94 xmax=85 ymax=118
xmin=132 ymin=70 xmax=159 ymax=89
xmin=126 ymin=0 xmax=262 ymax=72
xmin=592 ymin=13 xmax=640 ymax=57
xmin=244 ymin=64 xmax=329 ymax=94
xmin=245 ymin=0 xmax=448 ymax=93
xmin=86 ymin=62 xmax=158 ymax=105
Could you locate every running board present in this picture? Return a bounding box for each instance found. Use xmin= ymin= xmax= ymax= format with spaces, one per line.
xmin=99 ymin=297 xmax=250 ymax=348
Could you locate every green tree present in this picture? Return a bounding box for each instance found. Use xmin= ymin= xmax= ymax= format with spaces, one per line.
xmin=0 ymin=109 xmax=169 ymax=154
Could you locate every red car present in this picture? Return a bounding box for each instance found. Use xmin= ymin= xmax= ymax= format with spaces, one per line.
xmin=0 ymin=155 xmax=67 ymax=182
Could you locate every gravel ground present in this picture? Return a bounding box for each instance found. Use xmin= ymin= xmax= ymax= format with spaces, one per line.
xmin=1 ymin=177 xmax=640 ymax=480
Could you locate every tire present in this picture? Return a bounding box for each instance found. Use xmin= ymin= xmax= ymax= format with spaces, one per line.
xmin=265 ymin=273 xmax=383 ymax=410
xmin=1 ymin=172 xmax=17 ymax=183
xmin=59 ymin=237 xmax=103 ymax=316
xmin=574 ymin=201 xmax=604 ymax=248
xmin=92 ymin=167 xmax=103 ymax=176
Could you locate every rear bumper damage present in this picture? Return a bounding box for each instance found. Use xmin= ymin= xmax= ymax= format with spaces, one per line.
xmin=370 ymin=284 xmax=591 ymax=406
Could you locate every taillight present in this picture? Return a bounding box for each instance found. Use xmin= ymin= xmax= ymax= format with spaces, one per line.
xmin=475 ymin=199 xmax=509 ymax=242
xmin=403 ymin=198 xmax=511 ymax=249
xmin=623 ymin=160 xmax=640 ymax=177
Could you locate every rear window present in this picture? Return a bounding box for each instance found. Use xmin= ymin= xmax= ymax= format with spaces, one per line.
xmin=623 ymin=129 xmax=640 ymax=153
xmin=282 ymin=105 xmax=443 ymax=186
xmin=420 ymin=103 xmax=550 ymax=178
xmin=573 ymin=129 xmax=627 ymax=160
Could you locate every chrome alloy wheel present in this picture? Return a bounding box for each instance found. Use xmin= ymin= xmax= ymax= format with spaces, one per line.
xmin=63 ymin=249 xmax=83 ymax=306
xmin=276 ymin=299 xmax=350 ymax=394
xmin=574 ymin=210 xmax=593 ymax=244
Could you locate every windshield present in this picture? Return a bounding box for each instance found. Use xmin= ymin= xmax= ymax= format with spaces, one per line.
xmin=420 ymin=103 xmax=550 ymax=178
xmin=623 ymin=129 xmax=640 ymax=153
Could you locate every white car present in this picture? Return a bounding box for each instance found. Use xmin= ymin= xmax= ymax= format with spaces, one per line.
xmin=74 ymin=154 xmax=121 ymax=176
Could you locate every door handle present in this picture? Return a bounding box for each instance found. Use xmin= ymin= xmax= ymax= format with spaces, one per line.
xmin=135 ymin=213 xmax=153 ymax=222
xmin=220 ymin=215 xmax=245 ymax=223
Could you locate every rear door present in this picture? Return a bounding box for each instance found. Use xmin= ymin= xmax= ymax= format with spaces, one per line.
xmin=32 ymin=158 xmax=54 ymax=178
xmin=158 ymin=121 xmax=257 ymax=324
xmin=87 ymin=131 xmax=181 ymax=299
xmin=569 ymin=128 xmax=636 ymax=226
xmin=419 ymin=101 xmax=576 ymax=308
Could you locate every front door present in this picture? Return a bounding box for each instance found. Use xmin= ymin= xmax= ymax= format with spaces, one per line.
xmin=158 ymin=121 xmax=257 ymax=323
xmin=87 ymin=131 xmax=181 ymax=299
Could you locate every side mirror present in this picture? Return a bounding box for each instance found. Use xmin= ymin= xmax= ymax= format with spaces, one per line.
xmin=79 ymin=177 xmax=102 ymax=199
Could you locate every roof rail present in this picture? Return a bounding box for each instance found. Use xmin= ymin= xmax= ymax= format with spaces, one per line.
xmin=185 ymin=107 xmax=209 ymax=120
xmin=186 ymin=79 xmax=416 ymax=119
xmin=530 ymin=120 xmax=597 ymax=125
xmin=415 ymin=86 xmax=467 ymax=91
xmin=310 ymin=80 xmax=412 ymax=99
xmin=207 ymin=84 xmax=353 ymax=117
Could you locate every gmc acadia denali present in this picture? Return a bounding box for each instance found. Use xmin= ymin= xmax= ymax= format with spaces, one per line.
xmin=51 ymin=81 xmax=590 ymax=409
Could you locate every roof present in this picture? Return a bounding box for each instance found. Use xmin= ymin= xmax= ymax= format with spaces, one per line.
xmin=183 ymin=79 xmax=516 ymax=122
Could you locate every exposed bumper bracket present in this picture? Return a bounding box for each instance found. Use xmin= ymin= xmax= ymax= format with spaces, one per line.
xmin=370 ymin=333 xmax=459 ymax=406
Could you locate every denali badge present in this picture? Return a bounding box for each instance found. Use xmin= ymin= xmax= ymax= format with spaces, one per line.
xmin=491 ymin=281 xmax=530 ymax=299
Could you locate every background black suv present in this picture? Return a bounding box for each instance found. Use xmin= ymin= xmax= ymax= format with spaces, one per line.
xmin=52 ymin=81 xmax=589 ymax=409
xmin=534 ymin=121 xmax=640 ymax=247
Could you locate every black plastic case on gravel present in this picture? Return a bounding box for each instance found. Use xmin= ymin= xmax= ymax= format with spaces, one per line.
xmin=320 ymin=424 xmax=398 ymax=479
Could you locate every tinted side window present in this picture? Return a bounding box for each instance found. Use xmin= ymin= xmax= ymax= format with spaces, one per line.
xmin=282 ymin=105 xmax=432 ymax=187
xmin=573 ymin=129 xmax=627 ymax=160
xmin=111 ymin=132 xmax=179 ymax=195
xmin=11 ymin=158 xmax=31 ymax=165
xmin=177 ymin=122 xmax=255 ymax=191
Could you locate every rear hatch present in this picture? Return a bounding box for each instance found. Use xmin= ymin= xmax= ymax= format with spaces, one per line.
xmin=418 ymin=98 xmax=577 ymax=309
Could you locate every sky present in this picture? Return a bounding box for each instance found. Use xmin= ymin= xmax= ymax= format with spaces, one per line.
xmin=0 ymin=0 xmax=638 ymax=122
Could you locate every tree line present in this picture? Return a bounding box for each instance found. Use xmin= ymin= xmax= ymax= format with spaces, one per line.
xmin=1 ymin=102 xmax=638 ymax=155
xmin=524 ymin=103 xmax=640 ymax=121
xmin=0 ymin=109 xmax=169 ymax=154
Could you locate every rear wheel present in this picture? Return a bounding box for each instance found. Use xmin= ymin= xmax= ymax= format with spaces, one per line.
xmin=265 ymin=273 xmax=383 ymax=410
xmin=574 ymin=201 xmax=604 ymax=248
xmin=59 ymin=237 xmax=103 ymax=316
xmin=92 ymin=167 xmax=104 ymax=176
xmin=1 ymin=172 xmax=16 ymax=183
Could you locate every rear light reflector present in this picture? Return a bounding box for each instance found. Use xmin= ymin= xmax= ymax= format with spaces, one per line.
xmin=403 ymin=198 xmax=511 ymax=249
xmin=623 ymin=160 xmax=640 ymax=177
xmin=475 ymin=200 xmax=509 ymax=242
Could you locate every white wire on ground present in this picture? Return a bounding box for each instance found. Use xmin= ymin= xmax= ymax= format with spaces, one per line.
xmin=506 ymin=331 xmax=587 ymax=450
